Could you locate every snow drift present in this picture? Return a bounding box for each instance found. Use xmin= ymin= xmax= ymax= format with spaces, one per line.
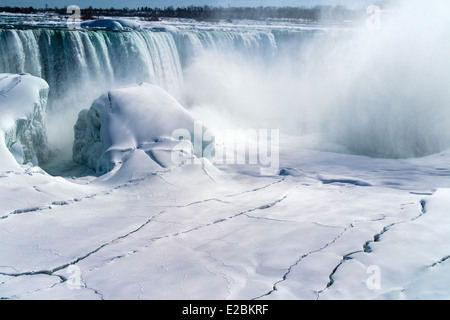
xmin=73 ymin=83 xmax=214 ymax=174
xmin=0 ymin=73 xmax=49 ymax=168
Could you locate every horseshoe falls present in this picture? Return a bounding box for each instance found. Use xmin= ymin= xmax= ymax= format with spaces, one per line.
xmin=0 ymin=27 xmax=291 ymax=161
xmin=0 ymin=29 xmax=183 ymax=98
xmin=2 ymin=0 xmax=450 ymax=302
xmin=2 ymin=17 xmax=450 ymax=163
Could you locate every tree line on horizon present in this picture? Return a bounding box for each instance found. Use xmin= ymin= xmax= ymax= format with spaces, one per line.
xmin=0 ymin=4 xmax=378 ymax=22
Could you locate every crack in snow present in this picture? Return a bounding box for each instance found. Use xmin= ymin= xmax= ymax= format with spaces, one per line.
xmin=0 ymin=167 xmax=244 ymax=221
xmin=1 ymin=166 xmax=284 ymax=221
xmin=428 ymin=255 xmax=450 ymax=268
xmin=80 ymin=274 xmax=105 ymax=300
xmin=173 ymin=197 xmax=233 ymax=208
xmin=315 ymin=250 xmax=363 ymax=299
xmin=93 ymin=195 xmax=290 ymax=272
xmin=363 ymin=200 xmax=427 ymax=254
xmin=49 ymin=194 xmax=286 ymax=285
xmin=0 ymin=275 xmax=63 ymax=300
xmin=242 ymin=213 xmax=292 ymax=223
xmin=0 ymin=193 xmax=99 ymax=220
xmin=316 ymin=199 xmax=429 ymax=299
xmin=1 ymin=205 xmax=52 ymax=219
xmin=0 ymin=210 xmax=166 ymax=290
xmin=0 ymin=166 xmax=177 ymax=220
xmin=0 ymin=176 xmax=294 ymax=298
xmin=199 ymin=253 xmax=233 ymax=299
xmin=253 ymin=220 xmax=359 ymax=300
xmin=225 ymin=177 xmax=285 ymax=198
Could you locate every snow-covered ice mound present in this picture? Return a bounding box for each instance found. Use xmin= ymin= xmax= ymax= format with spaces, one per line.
xmin=80 ymin=19 xmax=141 ymax=31
xmin=73 ymin=83 xmax=214 ymax=175
xmin=0 ymin=73 xmax=49 ymax=169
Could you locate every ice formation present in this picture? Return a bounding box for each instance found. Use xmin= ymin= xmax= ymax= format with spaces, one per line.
xmin=73 ymin=83 xmax=213 ymax=174
xmin=80 ymin=19 xmax=141 ymax=31
xmin=0 ymin=73 xmax=49 ymax=167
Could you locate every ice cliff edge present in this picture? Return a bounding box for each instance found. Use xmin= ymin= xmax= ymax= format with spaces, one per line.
xmin=0 ymin=73 xmax=49 ymax=169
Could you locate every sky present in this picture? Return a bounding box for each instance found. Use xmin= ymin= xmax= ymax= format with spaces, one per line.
xmin=1 ymin=0 xmax=376 ymax=9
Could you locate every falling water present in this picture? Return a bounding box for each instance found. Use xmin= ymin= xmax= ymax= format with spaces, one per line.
xmin=1 ymin=0 xmax=449 ymax=162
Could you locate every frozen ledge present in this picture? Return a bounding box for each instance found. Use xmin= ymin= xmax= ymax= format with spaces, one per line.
xmin=0 ymin=73 xmax=49 ymax=169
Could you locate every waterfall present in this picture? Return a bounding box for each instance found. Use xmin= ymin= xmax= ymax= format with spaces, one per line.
xmin=0 ymin=27 xmax=284 ymax=158
xmin=1 ymin=6 xmax=449 ymax=161
xmin=0 ymin=29 xmax=185 ymax=106
xmin=0 ymin=27 xmax=284 ymax=114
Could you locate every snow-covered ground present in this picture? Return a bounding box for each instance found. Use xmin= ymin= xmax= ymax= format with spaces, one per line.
xmin=1 ymin=73 xmax=450 ymax=300
xmin=2 ymin=132 xmax=450 ymax=300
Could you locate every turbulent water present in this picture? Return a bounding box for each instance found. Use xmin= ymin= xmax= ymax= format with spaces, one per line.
xmin=0 ymin=26 xmax=293 ymax=158
xmin=1 ymin=1 xmax=450 ymax=162
xmin=0 ymin=27 xmax=282 ymax=102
